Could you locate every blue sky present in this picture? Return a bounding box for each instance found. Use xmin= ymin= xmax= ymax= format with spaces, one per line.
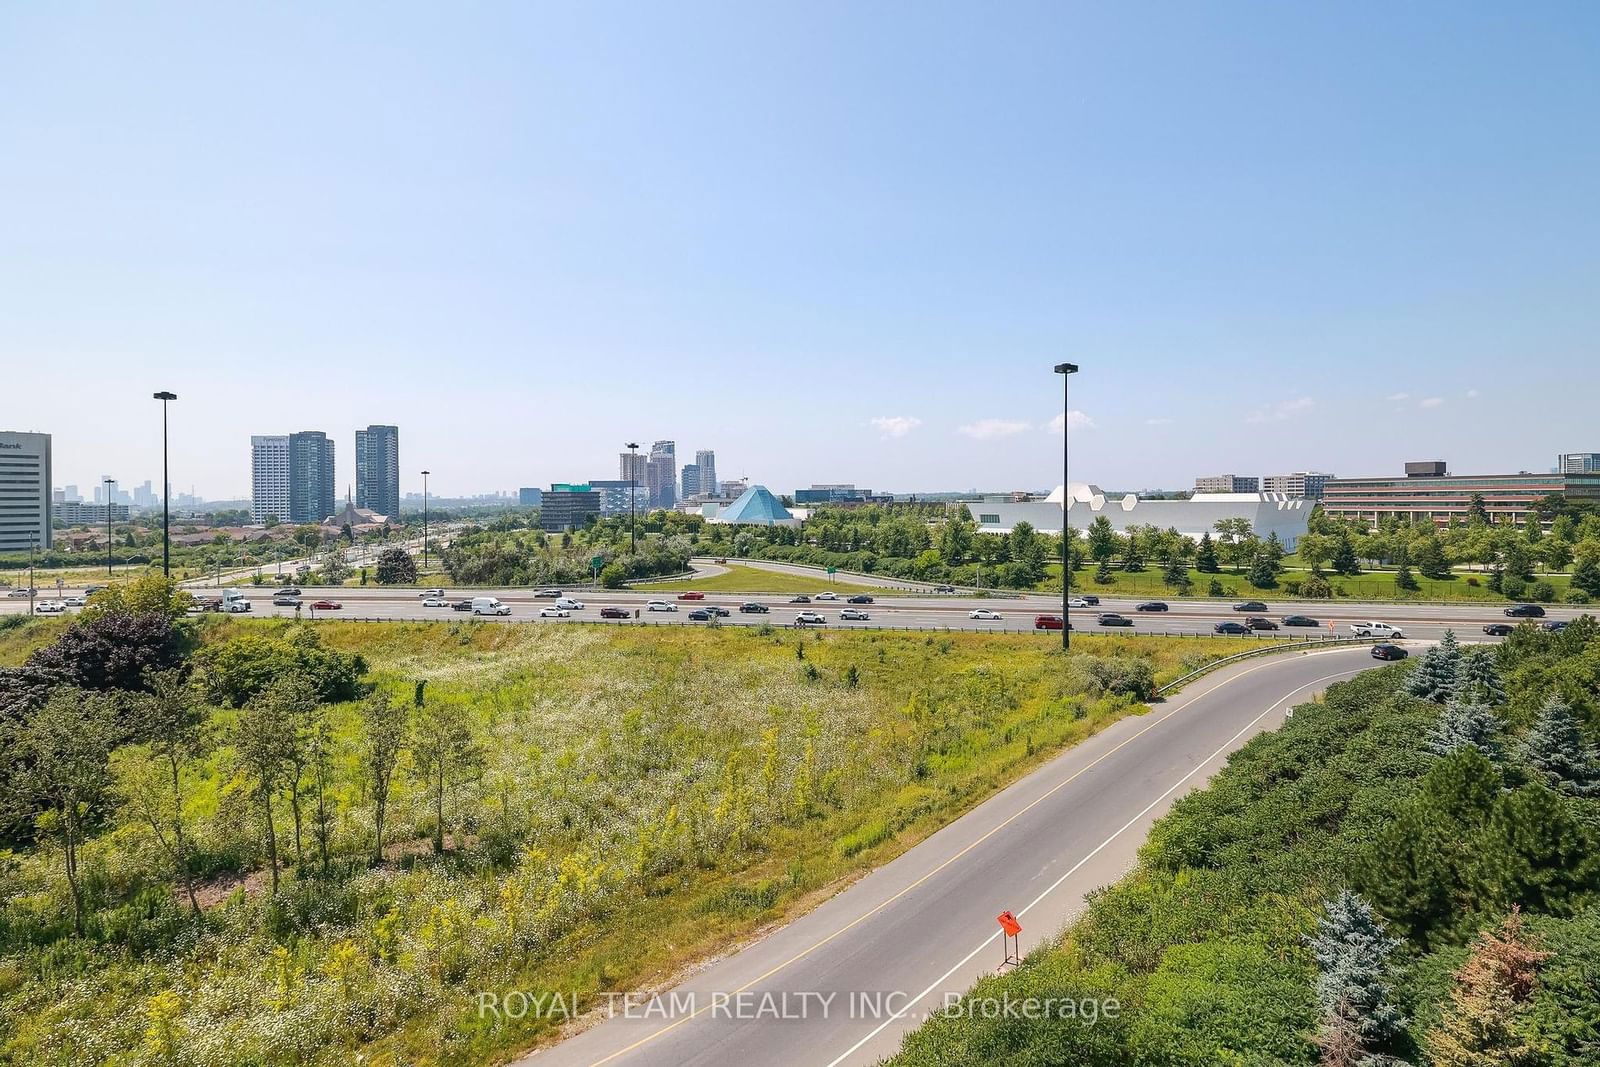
xmin=3 ymin=2 xmax=1598 ymax=500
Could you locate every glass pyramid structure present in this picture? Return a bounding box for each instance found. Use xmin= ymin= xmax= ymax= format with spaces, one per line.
xmin=717 ymin=484 xmax=793 ymax=525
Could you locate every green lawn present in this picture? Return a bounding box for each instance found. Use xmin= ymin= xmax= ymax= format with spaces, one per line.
xmin=1044 ymin=563 xmax=1579 ymax=603
xmin=0 ymin=618 xmax=1266 ymax=1067
xmin=635 ymin=562 xmax=896 ymax=595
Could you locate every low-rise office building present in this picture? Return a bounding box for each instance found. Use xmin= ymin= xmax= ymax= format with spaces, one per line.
xmin=0 ymin=431 xmax=51 ymax=552
xmin=1193 ymin=475 xmax=1259 ymax=493
xmin=969 ymin=483 xmax=1311 ymax=549
xmin=1321 ymin=464 xmax=1600 ymax=526
xmin=1261 ymin=471 xmax=1334 ymax=499
xmin=540 ymin=484 xmax=601 ymax=531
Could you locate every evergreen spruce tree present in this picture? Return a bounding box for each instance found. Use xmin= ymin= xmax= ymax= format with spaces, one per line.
xmin=1427 ymin=910 xmax=1550 ymax=1067
xmin=1408 ymin=630 xmax=1463 ymax=703
xmin=1458 ymin=646 xmax=1506 ymax=706
xmin=1395 ymin=560 xmax=1419 ymax=592
xmin=1333 ymin=531 xmax=1362 ymax=577
xmin=1195 ymin=531 xmax=1219 ymax=573
xmin=1094 ymin=559 xmax=1114 ymax=585
xmin=1309 ymin=890 xmax=1408 ymax=1061
xmin=1248 ymin=547 xmax=1278 ymax=589
xmin=1424 ymin=701 xmax=1504 ymax=762
xmin=1162 ymin=554 xmax=1190 ymax=592
xmin=1517 ymin=696 xmax=1600 ymax=797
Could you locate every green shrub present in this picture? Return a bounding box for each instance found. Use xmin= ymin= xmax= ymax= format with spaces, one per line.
xmin=837 ymin=819 xmax=893 ymax=858
xmin=1530 ymin=581 xmax=1558 ymax=603
xmin=1565 ymin=590 xmax=1591 ymax=605
xmin=191 ymin=629 xmax=367 ymax=706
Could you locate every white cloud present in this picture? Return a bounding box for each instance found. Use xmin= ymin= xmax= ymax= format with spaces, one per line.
xmin=1246 ymin=396 xmax=1315 ymax=423
xmin=869 ymin=415 xmax=921 ymax=439
xmin=1047 ymin=410 xmax=1096 ymax=433
xmin=1419 ymin=396 xmax=1445 ymax=408
xmin=958 ymin=418 xmax=1032 ymax=440
xmin=1385 ymin=392 xmax=1410 ymax=402
xmin=1144 ymin=417 xmax=1174 ymax=426
xmin=1466 ymin=388 xmax=1480 ymax=398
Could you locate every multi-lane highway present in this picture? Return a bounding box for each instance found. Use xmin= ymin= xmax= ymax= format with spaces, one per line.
xmin=2 ymin=581 xmax=1588 ymax=642
xmin=519 ymin=646 xmax=1383 ymax=1067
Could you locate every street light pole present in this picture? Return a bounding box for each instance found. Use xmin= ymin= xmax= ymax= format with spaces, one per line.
xmin=29 ymin=536 xmax=36 ymax=617
xmin=1054 ymin=362 xmax=1079 ymax=650
xmin=153 ymin=391 xmax=177 ymax=577
xmin=103 ymin=476 xmax=116 ymax=578
xmin=625 ymin=442 xmax=639 ymax=553
xmin=421 ymin=470 xmax=430 ymax=573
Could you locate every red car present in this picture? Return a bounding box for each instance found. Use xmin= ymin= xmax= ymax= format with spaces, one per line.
xmin=678 ymin=591 xmax=706 ymax=600
xmin=310 ymin=600 xmax=342 ymax=611
xmin=1034 ymin=614 xmax=1065 ymax=630
xmin=600 ymin=606 xmax=631 ymax=619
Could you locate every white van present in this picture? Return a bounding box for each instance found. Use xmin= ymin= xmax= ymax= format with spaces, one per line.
xmin=472 ymin=596 xmax=511 ymax=616
xmin=555 ymin=597 xmax=585 ymax=610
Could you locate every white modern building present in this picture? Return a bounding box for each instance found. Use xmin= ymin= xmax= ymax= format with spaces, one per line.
xmin=0 ymin=431 xmax=51 ymax=552
xmin=968 ymin=483 xmax=1311 ymax=550
xmin=250 ymin=435 xmax=290 ymax=524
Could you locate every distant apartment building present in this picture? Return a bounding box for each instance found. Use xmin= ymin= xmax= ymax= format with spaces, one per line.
xmin=1321 ymin=462 xmax=1600 ymax=526
xmin=131 ymin=480 xmax=157 ymax=508
xmin=619 ymin=450 xmax=649 ymax=485
xmin=540 ymin=484 xmax=601 ymax=531
xmin=252 ymin=431 xmax=335 ymax=524
xmin=251 ymin=436 xmax=290 ymax=523
xmin=0 ymin=431 xmax=51 ymax=552
xmin=1559 ymin=453 xmax=1600 ymax=473
xmin=1194 ymin=474 xmax=1259 ymax=493
xmin=681 ymin=463 xmax=702 ymax=498
xmin=719 ymin=479 xmax=748 ymax=498
xmin=646 ymin=451 xmax=677 ymax=509
xmin=354 ymin=424 xmax=400 ymax=518
xmin=518 ymin=487 xmax=543 ymax=508
xmin=56 ymin=501 xmax=129 ymax=524
xmin=1260 ymin=471 xmax=1333 ymax=499
xmin=695 ymin=450 xmax=716 ymax=498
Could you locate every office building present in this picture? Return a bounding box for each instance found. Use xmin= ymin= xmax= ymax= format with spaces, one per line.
xmin=681 ymin=463 xmax=702 ymax=498
xmin=1559 ymin=453 xmax=1600 ymax=474
xmin=251 ymin=436 xmax=290 ymax=523
xmin=95 ymin=477 xmax=130 ymax=506
xmin=589 ymin=479 xmax=649 ymax=516
xmin=0 ymin=431 xmax=51 ymax=552
xmin=56 ymin=501 xmax=129 ymax=524
xmin=62 ymin=484 xmax=80 ymax=503
xmin=1194 ymin=475 xmax=1259 ymax=493
xmin=1260 ymin=471 xmax=1333 ymax=499
xmin=1320 ymin=463 xmax=1600 ymax=526
xmin=969 ymin=482 xmax=1311 ymax=549
xmin=793 ymin=484 xmax=890 ymax=505
xmin=646 ymin=451 xmax=677 ymax=509
xmin=540 ymin=484 xmax=601 ymax=531
xmin=695 ymin=450 xmax=716 ymax=499
xmin=719 ymin=479 xmax=748 ymax=498
xmin=518 ymin=487 xmax=543 ymax=508
xmin=354 ymin=424 xmax=400 ymax=518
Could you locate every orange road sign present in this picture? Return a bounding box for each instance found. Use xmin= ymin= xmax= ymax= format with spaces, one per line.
xmin=997 ymin=911 xmax=1022 ymax=936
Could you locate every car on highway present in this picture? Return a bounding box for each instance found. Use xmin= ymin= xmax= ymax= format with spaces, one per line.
xmin=814 ymin=591 xmax=839 ymax=601
xmin=418 ymin=588 xmax=444 ymax=598
xmin=33 ymin=600 xmax=65 ymax=615
xmin=1098 ymin=613 xmax=1134 ymax=627
xmin=538 ymin=606 xmax=571 ymax=618
xmin=472 ymin=596 xmax=511 ymax=616
xmin=932 ymin=584 xmax=957 ymax=593
xmin=1233 ymin=601 xmax=1268 ymax=612
xmin=1350 ymin=621 xmax=1405 ymax=638
xmin=678 ymin=591 xmax=705 ymax=600
xmin=1542 ymin=620 xmax=1571 ymax=633
xmin=82 ymin=585 xmax=105 ymax=595
xmin=63 ymin=595 xmax=87 ymax=607
xmin=1135 ymin=601 xmax=1169 ymax=612
xmin=310 ymin=600 xmax=342 ymax=611
xmin=555 ymin=597 xmax=585 ymax=610
xmin=687 ymin=608 xmax=712 ymax=621
xmin=451 ymin=599 xmax=473 ymax=611
xmin=1505 ymin=604 xmax=1546 ymax=618
xmin=423 ymin=596 xmax=450 ymax=607
xmin=789 ymin=595 xmax=811 ymax=603
xmin=840 ymin=607 xmax=870 ymax=621
xmin=1245 ymin=617 xmax=1279 ymax=631
xmin=739 ymin=602 xmax=770 ymax=613
xmin=534 ymin=589 xmax=562 ymax=598
xmin=600 ymin=606 xmax=631 ymax=619
xmin=274 ymin=587 xmax=302 ymax=597
xmin=1482 ymin=623 xmax=1516 ymax=637
xmin=706 ymin=605 xmax=730 ymax=617
xmin=1282 ymin=615 xmax=1320 ymax=627
xmin=1213 ymin=621 xmax=1250 ymax=635
xmin=968 ymin=608 xmax=1002 ymax=621
xmin=847 ymin=594 xmax=874 ymax=604
xmin=795 ymin=611 xmax=826 ymax=626
xmin=1067 ymin=597 xmax=1099 ymax=608
xmin=273 ymin=595 xmax=301 ymax=606
xmin=646 ymin=600 xmax=677 ymax=612
xmin=1034 ymin=614 xmax=1064 ymax=630
xmin=1371 ymin=643 xmax=1409 ymax=661
xmin=7 ymin=588 xmax=36 ymax=598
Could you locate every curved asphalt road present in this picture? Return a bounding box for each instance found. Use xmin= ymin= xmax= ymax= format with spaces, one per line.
xmin=521 ymin=646 xmax=1381 ymax=1067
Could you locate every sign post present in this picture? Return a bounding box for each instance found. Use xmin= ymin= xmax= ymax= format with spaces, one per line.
xmin=997 ymin=910 xmax=1022 ymax=969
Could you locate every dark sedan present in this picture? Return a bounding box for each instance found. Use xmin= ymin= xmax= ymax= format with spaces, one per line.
xmin=1136 ymin=601 xmax=1169 ymax=612
xmin=1245 ymin=617 xmax=1279 ymax=631
xmin=451 ymin=599 xmax=473 ymax=611
xmin=1282 ymin=615 xmax=1320 ymax=627
xmin=599 ymin=606 xmax=631 ymax=618
xmin=1482 ymin=623 xmax=1515 ymax=637
xmin=1097 ymin=613 xmax=1134 ymax=627
xmin=789 ymin=595 xmax=811 ymax=603
xmin=739 ymin=603 xmax=770 ymax=613
xmin=1371 ymin=643 xmax=1409 ymax=660
xmin=687 ymin=609 xmax=712 ymax=621
xmin=1234 ymin=601 xmax=1268 ymax=612
xmin=1505 ymin=604 xmax=1546 ymax=618
xmin=847 ymin=594 xmax=874 ymax=604
xmin=1213 ymin=621 xmax=1250 ymax=635
xmin=1542 ymin=620 xmax=1571 ymax=633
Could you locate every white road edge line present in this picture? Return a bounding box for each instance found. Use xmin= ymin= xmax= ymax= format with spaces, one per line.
xmin=821 ymin=663 xmax=1366 ymax=1067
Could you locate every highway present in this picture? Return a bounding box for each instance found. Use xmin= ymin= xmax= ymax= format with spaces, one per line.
xmin=1 ymin=581 xmax=1589 ymax=642
xmin=518 ymin=646 xmax=1384 ymax=1067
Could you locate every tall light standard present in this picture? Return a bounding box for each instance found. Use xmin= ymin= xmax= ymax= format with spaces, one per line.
xmin=625 ymin=442 xmax=639 ymax=553
xmin=103 ymin=476 xmax=116 ymax=578
xmin=153 ymin=391 xmax=177 ymax=577
xmin=1054 ymin=362 xmax=1079 ymax=650
xmin=420 ymin=470 xmax=430 ymax=573
xmin=29 ymin=536 xmax=37 ymax=617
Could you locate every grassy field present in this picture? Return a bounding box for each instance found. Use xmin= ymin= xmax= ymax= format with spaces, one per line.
xmin=0 ymin=617 xmax=1261 ymax=1067
xmin=635 ymin=562 xmax=896 ymax=595
xmin=1045 ymin=563 xmax=1577 ymax=602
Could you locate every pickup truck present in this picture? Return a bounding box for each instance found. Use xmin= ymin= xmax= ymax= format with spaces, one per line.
xmin=1350 ymin=621 xmax=1404 ymax=639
